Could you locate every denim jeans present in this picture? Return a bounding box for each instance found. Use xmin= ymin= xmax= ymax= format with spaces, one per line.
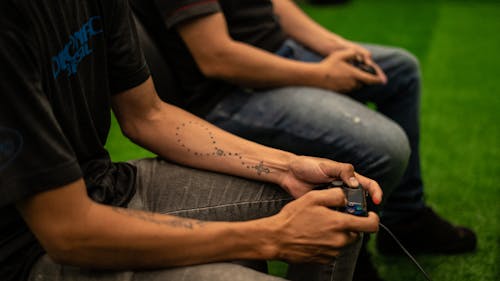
xmin=28 ymin=158 xmax=361 ymax=281
xmin=205 ymin=40 xmax=425 ymax=223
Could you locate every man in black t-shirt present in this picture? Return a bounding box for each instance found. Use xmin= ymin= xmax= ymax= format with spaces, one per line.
xmin=130 ymin=1 xmax=477 ymax=280
xmin=0 ymin=1 xmax=383 ymax=281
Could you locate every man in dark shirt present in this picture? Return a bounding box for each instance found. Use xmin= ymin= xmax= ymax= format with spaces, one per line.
xmin=129 ymin=0 xmax=477 ymax=280
xmin=0 ymin=0 xmax=382 ymax=281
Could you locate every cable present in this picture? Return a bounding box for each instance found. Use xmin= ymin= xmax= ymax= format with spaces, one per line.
xmin=379 ymin=223 xmax=433 ymax=281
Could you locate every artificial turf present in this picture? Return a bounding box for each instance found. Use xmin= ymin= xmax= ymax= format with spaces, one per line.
xmin=106 ymin=0 xmax=500 ymax=280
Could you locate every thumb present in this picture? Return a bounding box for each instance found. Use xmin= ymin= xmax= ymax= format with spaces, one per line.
xmin=333 ymin=48 xmax=360 ymax=61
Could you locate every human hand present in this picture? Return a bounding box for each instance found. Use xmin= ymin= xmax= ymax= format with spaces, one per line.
xmin=279 ymin=155 xmax=382 ymax=205
xmin=266 ymin=188 xmax=379 ymax=264
xmin=326 ymin=36 xmax=371 ymax=58
xmin=333 ymin=39 xmax=387 ymax=83
xmin=318 ymin=48 xmax=387 ymax=92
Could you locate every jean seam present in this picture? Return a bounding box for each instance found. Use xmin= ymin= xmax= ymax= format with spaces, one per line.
xmin=329 ymin=262 xmax=336 ymax=281
xmin=166 ymin=198 xmax=292 ymax=215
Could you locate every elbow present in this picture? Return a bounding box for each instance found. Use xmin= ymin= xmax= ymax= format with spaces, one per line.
xmin=197 ymin=60 xmax=227 ymax=79
xmin=118 ymin=111 xmax=159 ymax=144
xmin=119 ymin=120 xmax=141 ymax=144
xmin=118 ymin=108 xmax=164 ymax=147
xmin=42 ymin=231 xmax=91 ymax=266
xmin=46 ymin=247 xmax=75 ymax=265
xmin=38 ymin=215 xmax=100 ymax=266
xmin=195 ymin=49 xmax=234 ymax=80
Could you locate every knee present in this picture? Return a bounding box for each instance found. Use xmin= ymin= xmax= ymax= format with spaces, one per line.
xmin=381 ymin=124 xmax=410 ymax=194
xmin=386 ymin=123 xmax=411 ymax=174
xmin=362 ymin=123 xmax=410 ymax=195
xmin=392 ymin=48 xmax=421 ymax=80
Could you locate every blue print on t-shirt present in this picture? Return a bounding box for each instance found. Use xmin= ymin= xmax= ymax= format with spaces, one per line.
xmin=51 ymin=16 xmax=103 ymax=78
xmin=0 ymin=127 xmax=23 ymax=172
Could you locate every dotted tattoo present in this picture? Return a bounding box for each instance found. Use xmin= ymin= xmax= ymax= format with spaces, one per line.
xmin=253 ymin=161 xmax=271 ymax=175
xmin=176 ymin=122 xmax=271 ymax=176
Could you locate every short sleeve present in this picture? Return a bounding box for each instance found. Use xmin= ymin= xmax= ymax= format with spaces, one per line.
xmin=105 ymin=0 xmax=151 ymax=94
xmin=0 ymin=25 xmax=82 ymax=207
xmin=153 ymin=0 xmax=221 ymax=28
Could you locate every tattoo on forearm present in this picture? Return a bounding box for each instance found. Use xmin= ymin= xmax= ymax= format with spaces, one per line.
xmin=175 ymin=121 xmax=271 ymax=176
xmin=253 ymin=161 xmax=271 ymax=175
xmin=111 ymin=207 xmax=207 ymax=229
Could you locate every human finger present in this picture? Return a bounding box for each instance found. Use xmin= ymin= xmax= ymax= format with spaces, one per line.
xmin=351 ymin=65 xmax=384 ymax=85
xmin=307 ymin=232 xmax=360 ymax=262
xmin=335 ymin=48 xmax=361 ymax=61
xmin=354 ymin=172 xmax=383 ymax=205
xmin=359 ymin=49 xmax=372 ymax=62
xmin=304 ymin=188 xmax=347 ymax=208
xmin=318 ymin=161 xmax=358 ymax=188
xmin=365 ymin=58 xmax=387 ymax=84
xmin=341 ymin=211 xmax=380 ymax=233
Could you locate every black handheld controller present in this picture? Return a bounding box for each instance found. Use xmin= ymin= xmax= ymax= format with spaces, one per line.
xmin=319 ymin=180 xmax=368 ymax=217
xmin=348 ymin=59 xmax=377 ymax=75
xmin=316 ymin=183 xmax=432 ymax=280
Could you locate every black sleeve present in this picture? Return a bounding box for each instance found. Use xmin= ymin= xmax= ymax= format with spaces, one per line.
xmin=105 ymin=0 xmax=151 ymax=94
xmin=148 ymin=0 xmax=221 ymax=28
xmin=0 ymin=22 xmax=82 ymax=207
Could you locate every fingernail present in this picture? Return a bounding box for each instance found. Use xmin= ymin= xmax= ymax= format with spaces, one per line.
xmin=349 ymin=177 xmax=359 ymax=186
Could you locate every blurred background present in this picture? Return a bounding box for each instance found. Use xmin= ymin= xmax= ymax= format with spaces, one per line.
xmin=107 ymin=0 xmax=500 ymax=280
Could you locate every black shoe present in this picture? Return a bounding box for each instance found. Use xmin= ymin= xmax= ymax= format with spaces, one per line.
xmin=353 ymin=235 xmax=385 ymax=281
xmin=377 ymin=207 xmax=477 ymax=255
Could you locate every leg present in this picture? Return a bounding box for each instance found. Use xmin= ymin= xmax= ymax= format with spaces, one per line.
xmin=204 ymin=40 xmax=475 ymax=281
xmin=354 ymin=44 xmax=425 ymax=223
xmin=28 ymin=159 xmax=361 ymax=281
xmin=204 ymin=87 xmax=390 ymax=281
xmin=28 ymin=255 xmax=286 ymax=281
xmin=128 ymin=158 xmax=292 ymax=222
xmin=28 ymin=158 xmax=291 ymax=281
xmin=205 ymin=87 xmax=409 ymax=200
xmin=287 ymin=39 xmax=424 ymax=217
xmin=130 ymin=158 xmax=362 ymax=281
xmin=355 ymin=44 xmax=476 ymax=256
xmin=287 ymin=235 xmax=362 ymax=281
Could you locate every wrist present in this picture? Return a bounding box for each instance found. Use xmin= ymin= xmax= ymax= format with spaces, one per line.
xmin=318 ymin=34 xmax=348 ymax=55
xmin=242 ymin=148 xmax=295 ymax=185
xmin=267 ymin=151 xmax=297 ymax=187
xmin=303 ymin=63 xmax=333 ymax=89
xmin=232 ymin=218 xmax=280 ymax=260
xmin=310 ymin=34 xmax=338 ymax=55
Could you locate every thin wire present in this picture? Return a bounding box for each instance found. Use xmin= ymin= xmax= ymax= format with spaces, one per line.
xmin=379 ymin=223 xmax=433 ymax=281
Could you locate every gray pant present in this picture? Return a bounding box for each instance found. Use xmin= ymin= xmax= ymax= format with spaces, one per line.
xmin=28 ymin=158 xmax=361 ymax=281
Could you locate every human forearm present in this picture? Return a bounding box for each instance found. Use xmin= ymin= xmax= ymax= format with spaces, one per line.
xmin=113 ymin=79 xmax=384 ymax=200
xmin=131 ymin=103 xmax=294 ymax=184
xmin=62 ymin=203 xmax=274 ymax=268
xmin=18 ymin=180 xmax=276 ymax=269
xmin=19 ymin=179 xmax=380 ymax=269
xmin=272 ymin=0 xmax=345 ymax=56
xmin=196 ymin=40 xmax=322 ymax=88
xmin=128 ymin=103 xmax=384 ymax=200
xmin=178 ymin=12 xmax=383 ymax=93
xmin=113 ymin=79 xmax=295 ymax=185
xmin=178 ymin=13 xmax=325 ymax=89
xmin=137 ymin=105 xmax=292 ymax=183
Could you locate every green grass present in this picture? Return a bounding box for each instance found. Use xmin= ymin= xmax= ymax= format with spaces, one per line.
xmin=106 ymin=0 xmax=500 ymax=280
xmin=300 ymin=1 xmax=500 ymax=280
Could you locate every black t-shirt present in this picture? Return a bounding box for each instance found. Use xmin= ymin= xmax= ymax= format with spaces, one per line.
xmin=0 ymin=1 xmax=150 ymax=280
xmin=130 ymin=0 xmax=288 ymax=116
